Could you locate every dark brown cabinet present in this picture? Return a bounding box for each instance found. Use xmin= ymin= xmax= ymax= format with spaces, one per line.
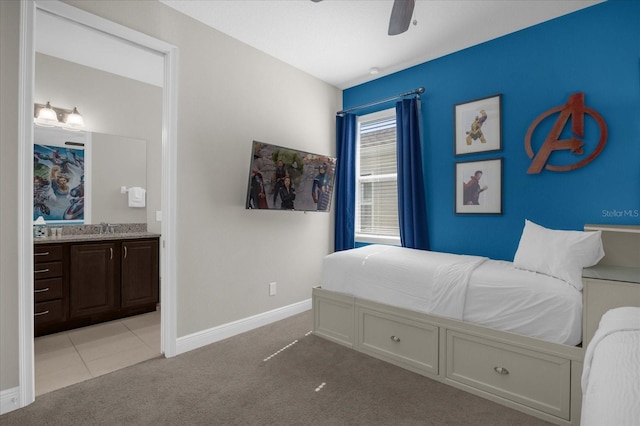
xmin=34 ymin=244 xmax=67 ymax=331
xmin=69 ymin=242 xmax=118 ymax=319
xmin=34 ymin=237 xmax=159 ymax=337
xmin=121 ymin=239 xmax=159 ymax=308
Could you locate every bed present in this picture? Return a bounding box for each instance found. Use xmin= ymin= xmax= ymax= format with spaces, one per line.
xmin=313 ymin=221 xmax=639 ymax=426
xmin=321 ymin=244 xmax=583 ymax=345
xmin=581 ymin=306 xmax=640 ymax=426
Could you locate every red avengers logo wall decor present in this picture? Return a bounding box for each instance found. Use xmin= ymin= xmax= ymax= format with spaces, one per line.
xmin=525 ymin=93 xmax=607 ymax=174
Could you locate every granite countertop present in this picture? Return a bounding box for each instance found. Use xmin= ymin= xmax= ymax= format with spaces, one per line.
xmin=34 ymin=232 xmax=161 ymax=244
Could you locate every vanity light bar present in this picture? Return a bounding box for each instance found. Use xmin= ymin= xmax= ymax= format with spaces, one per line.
xmin=34 ymin=102 xmax=85 ymax=131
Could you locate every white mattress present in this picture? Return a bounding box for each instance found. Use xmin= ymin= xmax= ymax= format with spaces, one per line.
xmin=581 ymin=307 xmax=640 ymax=426
xmin=321 ymin=245 xmax=583 ymax=345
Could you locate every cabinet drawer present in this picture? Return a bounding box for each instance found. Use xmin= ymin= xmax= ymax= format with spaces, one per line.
xmin=34 ymin=245 xmax=63 ymax=262
xmin=34 ymin=261 xmax=63 ymax=279
xmin=34 ymin=277 xmax=63 ymax=303
xmin=446 ymin=331 xmax=570 ymax=420
xmin=34 ymin=300 xmax=65 ymax=325
xmin=358 ymin=307 xmax=438 ymax=375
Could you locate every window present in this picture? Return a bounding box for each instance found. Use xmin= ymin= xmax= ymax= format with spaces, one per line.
xmin=356 ymin=109 xmax=400 ymax=245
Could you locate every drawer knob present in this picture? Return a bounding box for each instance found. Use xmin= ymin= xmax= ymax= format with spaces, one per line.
xmin=390 ymin=335 xmax=401 ymax=343
xmin=34 ymin=287 xmax=50 ymax=293
xmin=34 ymin=310 xmax=50 ymax=317
xmin=35 ymin=252 xmax=49 ymax=256
xmin=34 ymin=268 xmax=50 ymax=274
xmin=493 ymin=366 xmax=509 ymax=375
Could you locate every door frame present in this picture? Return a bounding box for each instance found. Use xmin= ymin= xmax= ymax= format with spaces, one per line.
xmin=18 ymin=0 xmax=178 ymax=407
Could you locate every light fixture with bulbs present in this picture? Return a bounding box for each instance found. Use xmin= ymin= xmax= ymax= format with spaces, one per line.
xmin=34 ymin=102 xmax=85 ymax=131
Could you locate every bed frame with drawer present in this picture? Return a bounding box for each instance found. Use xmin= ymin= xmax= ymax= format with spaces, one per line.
xmin=312 ymin=224 xmax=640 ymax=426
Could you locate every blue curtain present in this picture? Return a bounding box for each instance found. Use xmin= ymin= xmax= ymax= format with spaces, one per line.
xmin=396 ymin=98 xmax=430 ymax=250
xmin=334 ymin=113 xmax=357 ymax=252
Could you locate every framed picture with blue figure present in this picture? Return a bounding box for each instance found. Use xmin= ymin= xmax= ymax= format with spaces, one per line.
xmin=454 ymin=94 xmax=502 ymax=156
xmin=455 ymin=158 xmax=503 ymax=214
xmin=33 ymin=126 xmax=91 ymax=224
xmin=246 ymin=140 xmax=337 ymax=212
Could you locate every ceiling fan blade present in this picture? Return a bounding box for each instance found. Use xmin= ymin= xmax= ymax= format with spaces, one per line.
xmin=388 ymin=0 xmax=415 ymax=36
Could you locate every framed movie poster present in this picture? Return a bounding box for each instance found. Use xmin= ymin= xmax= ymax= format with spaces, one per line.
xmin=33 ymin=126 xmax=90 ymax=224
xmin=454 ymin=94 xmax=502 ymax=156
xmin=455 ymin=158 xmax=503 ymax=214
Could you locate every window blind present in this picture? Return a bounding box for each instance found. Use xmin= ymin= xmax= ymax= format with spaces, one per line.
xmin=356 ymin=114 xmax=399 ymax=238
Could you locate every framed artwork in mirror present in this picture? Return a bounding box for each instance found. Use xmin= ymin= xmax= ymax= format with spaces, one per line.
xmin=33 ymin=126 xmax=90 ymax=224
xmin=454 ymin=94 xmax=502 ymax=156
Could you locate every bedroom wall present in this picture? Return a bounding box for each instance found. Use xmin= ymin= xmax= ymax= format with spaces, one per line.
xmin=0 ymin=0 xmax=21 ymax=395
xmin=343 ymin=0 xmax=640 ymax=261
xmin=0 ymin=0 xmax=341 ymax=395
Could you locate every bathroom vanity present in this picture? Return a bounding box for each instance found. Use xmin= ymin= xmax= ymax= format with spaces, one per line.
xmin=34 ymin=232 xmax=160 ymax=337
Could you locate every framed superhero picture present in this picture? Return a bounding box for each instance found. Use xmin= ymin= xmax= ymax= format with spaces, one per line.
xmin=33 ymin=126 xmax=91 ymax=224
xmin=454 ymin=94 xmax=502 ymax=156
xmin=455 ymin=158 xmax=503 ymax=215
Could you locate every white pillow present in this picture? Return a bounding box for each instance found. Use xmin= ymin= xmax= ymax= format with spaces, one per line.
xmin=513 ymin=220 xmax=604 ymax=290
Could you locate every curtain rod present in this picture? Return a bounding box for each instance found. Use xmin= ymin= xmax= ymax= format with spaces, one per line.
xmin=336 ymin=87 xmax=425 ymax=116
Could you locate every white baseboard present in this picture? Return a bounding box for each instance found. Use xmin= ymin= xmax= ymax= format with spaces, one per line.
xmin=175 ymin=299 xmax=311 ymax=355
xmin=0 ymin=386 xmax=21 ymax=415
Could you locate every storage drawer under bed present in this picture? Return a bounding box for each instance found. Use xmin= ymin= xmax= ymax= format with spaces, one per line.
xmin=445 ymin=330 xmax=571 ymax=420
xmin=357 ymin=306 xmax=439 ymax=376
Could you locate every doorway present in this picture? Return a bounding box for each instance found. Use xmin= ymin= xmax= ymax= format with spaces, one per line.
xmin=19 ymin=0 xmax=177 ymax=406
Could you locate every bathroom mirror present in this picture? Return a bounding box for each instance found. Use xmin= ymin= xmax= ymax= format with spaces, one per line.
xmin=34 ymin=125 xmax=146 ymax=225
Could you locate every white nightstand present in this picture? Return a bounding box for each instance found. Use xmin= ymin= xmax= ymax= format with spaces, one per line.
xmin=581 ymin=224 xmax=640 ymax=347
xmin=582 ymin=265 xmax=640 ymax=347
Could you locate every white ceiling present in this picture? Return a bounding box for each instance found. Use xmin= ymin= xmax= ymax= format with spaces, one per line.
xmin=159 ymin=0 xmax=603 ymax=89
xmin=36 ymin=0 xmax=603 ymax=90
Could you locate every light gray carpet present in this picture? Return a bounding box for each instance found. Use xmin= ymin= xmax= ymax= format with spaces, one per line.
xmin=1 ymin=310 xmax=553 ymax=425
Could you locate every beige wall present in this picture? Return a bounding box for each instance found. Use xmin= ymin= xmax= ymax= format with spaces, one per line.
xmin=35 ymin=53 xmax=162 ymax=233
xmin=0 ymin=0 xmax=21 ymax=393
xmin=1 ymin=0 xmax=340 ymax=395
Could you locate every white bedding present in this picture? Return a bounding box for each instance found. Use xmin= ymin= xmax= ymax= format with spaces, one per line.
xmin=581 ymin=307 xmax=640 ymax=426
xmin=321 ymin=245 xmax=583 ymax=345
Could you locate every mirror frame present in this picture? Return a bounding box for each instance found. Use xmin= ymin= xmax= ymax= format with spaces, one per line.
xmin=18 ymin=0 xmax=178 ymax=408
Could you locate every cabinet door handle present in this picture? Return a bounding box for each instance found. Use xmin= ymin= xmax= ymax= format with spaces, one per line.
xmin=34 ymin=310 xmax=50 ymax=317
xmin=493 ymin=366 xmax=509 ymax=375
xmin=390 ymin=335 xmax=401 ymax=343
xmin=34 ymin=287 xmax=50 ymax=293
xmin=35 ymin=252 xmax=49 ymax=256
xmin=110 ymin=247 xmax=113 ymax=260
xmin=34 ymin=268 xmax=50 ymax=274
xmin=124 ymin=246 xmax=128 ymax=259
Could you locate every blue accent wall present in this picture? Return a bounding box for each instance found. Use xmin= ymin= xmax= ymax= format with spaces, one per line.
xmin=343 ymin=1 xmax=640 ymax=261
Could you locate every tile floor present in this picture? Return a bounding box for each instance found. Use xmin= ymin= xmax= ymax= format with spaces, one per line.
xmin=34 ymin=309 xmax=161 ymax=396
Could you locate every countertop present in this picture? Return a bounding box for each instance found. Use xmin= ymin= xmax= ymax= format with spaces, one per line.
xmin=34 ymin=232 xmax=161 ymax=244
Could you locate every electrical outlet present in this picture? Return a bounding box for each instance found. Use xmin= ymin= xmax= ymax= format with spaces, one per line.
xmin=269 ymin=282 xmax=277 ymax=296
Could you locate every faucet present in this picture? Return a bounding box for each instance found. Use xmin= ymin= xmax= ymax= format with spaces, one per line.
xmin=98 ymin=223 xmax=115 ymax=234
